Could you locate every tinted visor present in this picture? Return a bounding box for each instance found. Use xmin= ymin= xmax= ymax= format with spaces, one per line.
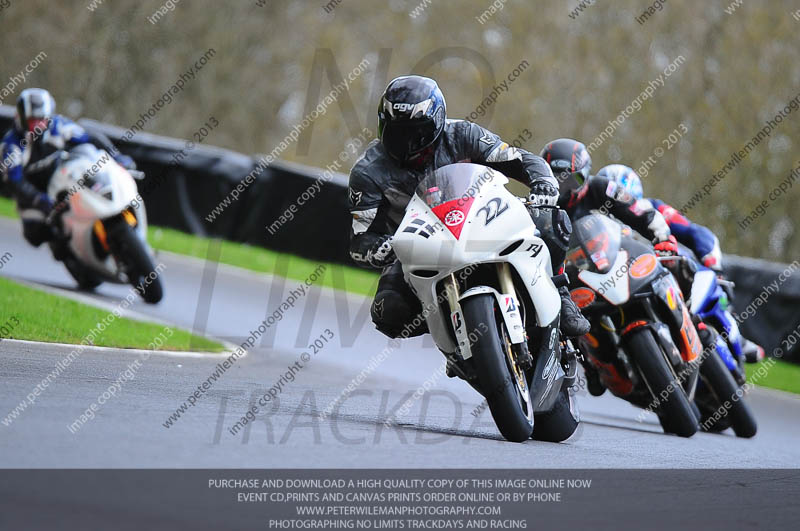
xmin=550 ymin=159 xmax=588 ymax=194
xmin=382 ymin=117 xmax=438 ymax=162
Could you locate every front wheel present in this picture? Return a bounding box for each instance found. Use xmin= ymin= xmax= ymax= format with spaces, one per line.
xmin=106 ymin=218 xmax=164 ymax=304
xmin=461 ymin=294 xmax=533 ymax=442
xmin=698 ymin=348 xmax=757 ymax=438
xmin=627 ymin=329 xmax=698 ymax=438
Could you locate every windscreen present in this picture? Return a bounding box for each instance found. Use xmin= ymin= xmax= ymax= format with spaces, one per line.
xmin=566 ymin=214 xmax=622 ymax=274
xmin=415 ymin=163 xmax=495 ymax=209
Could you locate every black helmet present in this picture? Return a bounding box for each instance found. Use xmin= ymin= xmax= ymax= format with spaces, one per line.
xmin=540 ymin=138 xmax=592 ymax=193
xmin=378 ymin=75 xmax=446 ymax=166
xmin=15 ymin=88 xmax=55 ymax=135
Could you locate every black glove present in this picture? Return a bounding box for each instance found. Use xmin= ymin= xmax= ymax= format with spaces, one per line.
xmin=368 ymin=235 xmax=396 ymax=268
xmin=528 ymin=182 xmax=558 ymax=206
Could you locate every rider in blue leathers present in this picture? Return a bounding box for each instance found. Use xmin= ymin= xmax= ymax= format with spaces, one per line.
xmin=1 ymin=88 xmax=135 ymax=250
xmin=596 ymin=164 xmax=765 ymax=364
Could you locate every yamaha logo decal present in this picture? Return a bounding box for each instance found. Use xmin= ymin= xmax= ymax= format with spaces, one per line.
xmin=443 ymin=210 xmax=465 ymax=226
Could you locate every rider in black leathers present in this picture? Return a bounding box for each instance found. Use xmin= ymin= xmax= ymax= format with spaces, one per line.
xmin=347 ymin=76 xmax=590 ymax=340
xmin=539 ymin=138 xmax=676 ymax=395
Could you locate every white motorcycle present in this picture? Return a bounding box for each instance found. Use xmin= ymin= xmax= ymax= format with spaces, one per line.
xmin=392 ymin=163 xmax=579 ymax=442
xmin=46 ymin=145 xmax=163 ymax=303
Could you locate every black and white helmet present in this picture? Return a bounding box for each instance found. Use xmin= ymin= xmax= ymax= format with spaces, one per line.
xmin=15 ymin=88 xmax=55 ymax=135
xmin=377 ymin=75 xmax=446 ymax=166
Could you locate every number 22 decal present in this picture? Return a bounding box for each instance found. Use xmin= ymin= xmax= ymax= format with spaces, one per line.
xmin=477 ymin=197 xmax=508 ymax=225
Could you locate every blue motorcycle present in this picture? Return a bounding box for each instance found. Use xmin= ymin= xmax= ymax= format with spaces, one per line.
xmin=689 ymin=268 xmax=746 ymax=384
xmin=676 ymin=255 xmax=757 ymax=437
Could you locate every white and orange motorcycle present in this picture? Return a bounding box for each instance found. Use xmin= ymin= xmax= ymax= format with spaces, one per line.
xmin=46 ymin=144 xmax=163 ymax=303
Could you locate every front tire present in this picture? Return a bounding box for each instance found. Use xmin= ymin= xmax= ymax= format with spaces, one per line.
xmin=698 ymin=348 xmax=757 ymax=438
xmin=106 ymin=219 xmax=164 ymax=304
xmin=627 ymin=329 xmax=698 ymax=438
xmin=461 ymin=294 xmax=533 ymax=442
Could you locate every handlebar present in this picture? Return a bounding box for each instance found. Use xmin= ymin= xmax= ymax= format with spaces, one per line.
xmin=656 ymin=255 xmax=688 ymax=263
xmin=521 ymin=200 xmax=558 ymax=209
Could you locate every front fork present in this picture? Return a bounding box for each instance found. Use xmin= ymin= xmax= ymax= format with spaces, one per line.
xmin=497 ymin=263 xmax=533 ymax=370
xmin=444 ymin=264 xmax=534 ymax=369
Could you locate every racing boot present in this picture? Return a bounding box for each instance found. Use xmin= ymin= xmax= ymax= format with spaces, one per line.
xmin=444 ymin=353 xmax=483 ymax=395
xmin=558 ymin=286 xmax=590 ymax=338
xmin=582 ymin=360 xmax=606 ymax=396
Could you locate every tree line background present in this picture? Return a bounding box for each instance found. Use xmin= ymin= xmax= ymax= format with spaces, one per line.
xmin=1 ymin=0 xmax=798 ymax=262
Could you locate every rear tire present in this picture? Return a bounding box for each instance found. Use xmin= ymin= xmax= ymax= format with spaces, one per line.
xmin=627 ymin=329 xmax=698 ymax=437
xmin=699 ymin=348 xmax=757 ymax=438
xmin=106 ymin=219 xmax=163 ymax=304
xmin=461 ymin=294 xmax=533 ymax=443
xmin=532 ymin=387 xmax=579 ymax=442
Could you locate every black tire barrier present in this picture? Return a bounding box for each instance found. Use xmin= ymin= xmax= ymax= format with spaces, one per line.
xmin=0 ymin=105 xmax=796 ymax=362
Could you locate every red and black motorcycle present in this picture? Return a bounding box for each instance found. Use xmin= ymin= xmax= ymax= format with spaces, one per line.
xmin=565 ymin=214 xmax=703 ymax=437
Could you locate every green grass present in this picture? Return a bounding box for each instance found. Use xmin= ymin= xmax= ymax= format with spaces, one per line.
xmin=0 ymin=196 xmax=16 ymax=218
xmin=147 ymin=226 xmax=378 ymax=297
xmin=746 ymin=358 xmax=800 ymax=395
xmin=0 ymin=195 xmax=378 ymax=297
xmin=0 ymin=276 xmax=224 ymax=352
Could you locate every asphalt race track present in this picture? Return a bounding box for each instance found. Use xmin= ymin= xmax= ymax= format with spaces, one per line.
xmin=2 ymin=217 xmax=800 ymax=468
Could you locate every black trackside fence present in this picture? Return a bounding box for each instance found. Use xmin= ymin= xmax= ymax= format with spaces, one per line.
xmin=0 ymin=105 xmax=797 ymax=362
